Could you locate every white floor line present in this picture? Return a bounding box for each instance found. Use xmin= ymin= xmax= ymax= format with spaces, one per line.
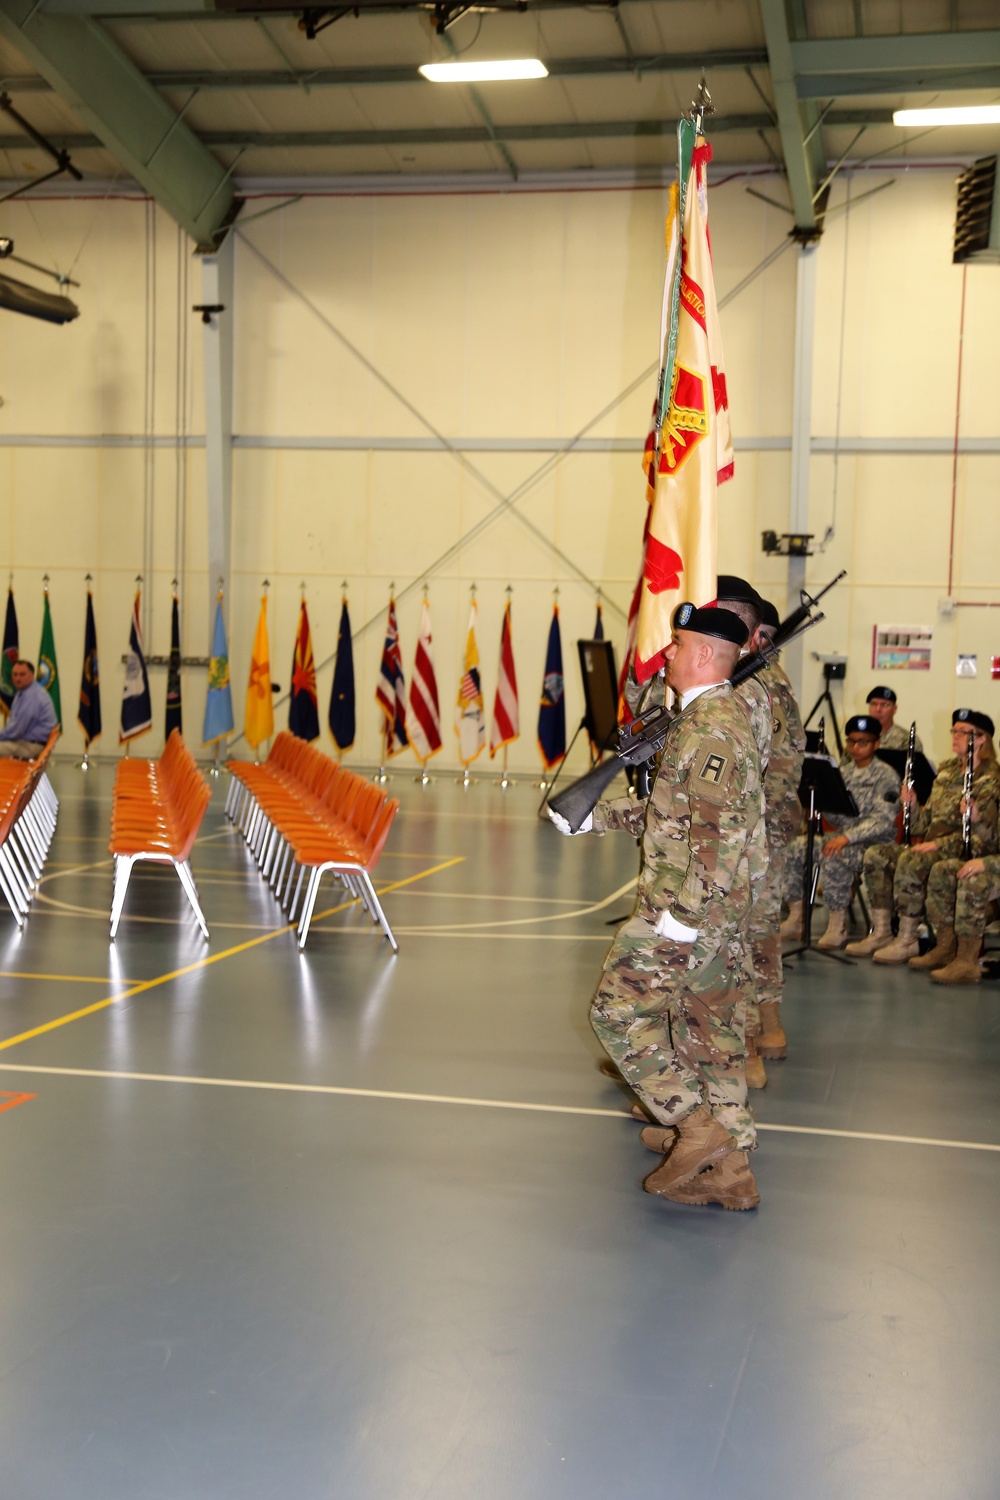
xmin=0 ymin=1062 xmax=998 ymax=1153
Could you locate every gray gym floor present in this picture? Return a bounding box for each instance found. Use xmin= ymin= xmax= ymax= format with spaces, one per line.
xmin=1 ymin=762 xmax=998 ymax=1500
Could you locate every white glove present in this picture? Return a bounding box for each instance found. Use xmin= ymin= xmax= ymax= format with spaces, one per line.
xmin=654 ymin=908 xmax=698 ymax=942
xmin=547 ymin=807 xmax=593 ymax=836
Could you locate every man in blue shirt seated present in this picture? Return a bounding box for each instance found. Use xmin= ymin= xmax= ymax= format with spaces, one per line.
xmin=0 ymin=660 xmax=57 ymax=759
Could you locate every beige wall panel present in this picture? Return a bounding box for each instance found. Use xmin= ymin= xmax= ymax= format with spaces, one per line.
xmin=9 ymin=448 xmax=101 ymax=571
xmin=957 ymin=266 xmax=1000 ymax=437
xmin=232 ymin=448 xmax=279 ymax=577
xmin=841 ymin=455 xmax=953 ymax=588
xmin=272 ymin=450 xmax=373 ymax=578
xmin=954 ymin=457 xmax=1000 ymax=592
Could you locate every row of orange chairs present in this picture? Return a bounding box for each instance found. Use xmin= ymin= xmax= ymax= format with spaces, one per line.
xmin=0 ymin=728 xmax=59 ymax=928
xmin=225 ymin=732 xmax=400 ymax=950
xmin=109 ymin=729 xmax=212 ymax=939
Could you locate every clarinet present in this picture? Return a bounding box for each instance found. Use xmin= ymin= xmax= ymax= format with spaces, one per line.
xmin=902 ymin=722 xmax=916 ymax=846
xmin=962 ymin=728 xmax=976 ymax=860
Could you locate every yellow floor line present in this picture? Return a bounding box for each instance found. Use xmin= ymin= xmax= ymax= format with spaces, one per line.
xmin=0 ymin=971 xmax=138 ymax=985
xmin=0 ymin=856 xmax=463 ymax=1054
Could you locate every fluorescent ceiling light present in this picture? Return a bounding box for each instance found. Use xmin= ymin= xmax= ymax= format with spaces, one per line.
xmin=893 ymin=105 xmax=1000 ymax=127
xmin=419 ymin=58 xmax=548 ymax=83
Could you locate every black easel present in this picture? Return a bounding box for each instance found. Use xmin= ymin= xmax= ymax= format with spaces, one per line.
xmin=784 ymin=724 xmax=859 ymax=967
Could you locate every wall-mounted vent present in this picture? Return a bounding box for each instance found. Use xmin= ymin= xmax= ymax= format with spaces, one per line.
xmin=954 ymin=156 xmax=1000 ymax=264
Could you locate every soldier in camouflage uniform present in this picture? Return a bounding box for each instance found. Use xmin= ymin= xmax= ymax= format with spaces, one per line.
xmin=783 ymin=714 xmax=899 ymax=950
xmin=862 ymin=685 xmax=923 ymax=754
xmin=847 ymin=709 xmax=1000 ymax=962
xmin=923 ymin=852 xmax=1000 ymax=984
xmin=552 ymin=602 xmax=766 ymax=1211
xmin=748 ymin=600 xmax=804 ymax=1061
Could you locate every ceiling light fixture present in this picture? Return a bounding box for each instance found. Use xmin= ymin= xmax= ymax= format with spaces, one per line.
xmin=419 ymin=58 xmax=548 ymax=83
xmin=893 ymin=105 xmax=1000 ymax=127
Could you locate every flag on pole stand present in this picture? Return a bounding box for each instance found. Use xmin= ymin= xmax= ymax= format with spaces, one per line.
xmin=328 ymin=592 xmax=355 ymax=755
xmin=409 ymin=594 xmax=442 ymax=781
xmin=165 ymin=591 xmax=183 ymax=737
xmin=455 ymin=597 xmax=485 ymax=784
xmin=202 ymin=591 xmax=235 ymax=760
xmin=288 ymin=596 xmax=320 ymax=742
xmin=37 ymin=579 xmax=61 ymax=729
xmin=245 ymin=590 xmax=274 ymax=755
xmin=537 ymin=601 xmax=565 ymax=778
xmin=77 ymin=582 xmax=101 ymax=761
xmin=120 ymin=585 xmax=152 ymax=745
xmin=631 ymin=112 xmax=733 ymax=686
xmin=490 ymin=595 xmax=519 ymax=787
xmin=0 ymin=585 xmax=17 ymax=717
xmin=375 ymin=593 xmax=408 ymax=773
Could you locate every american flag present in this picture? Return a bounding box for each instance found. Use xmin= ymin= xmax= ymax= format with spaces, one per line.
xmin=490 ymin=602 xmax=518 ymax=756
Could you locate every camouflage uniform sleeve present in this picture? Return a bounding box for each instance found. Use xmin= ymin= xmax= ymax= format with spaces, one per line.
xmin=841 ymin=761 xmax=900 ymax=846
xmin=662 ymin=722 xmax=755 ymax=926
xmin=934 ymin=767 xmax=1000 ymax=858
xmin=591 ymin=795 xmax=647 ymax=838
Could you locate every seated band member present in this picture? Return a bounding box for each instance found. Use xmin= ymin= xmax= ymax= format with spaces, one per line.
xmin=863 ymin=685 xmax=923 ymax=754
xmin=846 ymin=709 xmax=1000 ymax=962
xmin=922 ymin=853 xmax=1000 ymax=985
xmin=781 ymin=715 xmax=900 ymax=950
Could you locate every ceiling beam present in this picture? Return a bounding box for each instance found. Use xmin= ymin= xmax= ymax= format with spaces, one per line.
xmin=0 ymin=0 xmax=236 ymax=246
xmin=0 ymin=109 xmax=893 ymax=153
xmin=797 ymin=65 xmax=1000 ymax=98
xmin=0 ymin=47 xmax=771 ymax=94
xmin=757 ymin=0 xmax=826 ymax=235
xmin=791 ymin=30 xmax=1000 ymax=76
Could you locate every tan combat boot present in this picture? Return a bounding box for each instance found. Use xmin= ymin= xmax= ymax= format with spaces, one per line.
xmin=639 ymin=1124 xmax=675 ymax=1154
xmin=817 ymin=907 xmax=849 ymax=950
xmin=757 ymin=1000 xmax=787 ymax=1060
xmin=909 ymin=926 xmax=956 ymax=971
xmin=930 ymin=935 xmax=983 ymax=985
xmin=872 ymin=914 xmax=922 ymax=964
xmin=845 ymin=907 xmax=894 ymax=956
xmin=642 ymin=1106 xmax=735 ymax=1196
xmin=745 ymin=1032 xmax=767 ymax=1090
xmin=779 ymin=900 xmax=804 ymax=940
xmin=663 ymin=1150 xmax=760 ymax=1211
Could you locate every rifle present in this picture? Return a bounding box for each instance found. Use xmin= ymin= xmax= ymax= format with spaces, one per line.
xmin=902 ymin=721 xmax=916 ymax=846
xmin=962 ymin=727 xmax=976 ymax=859
xmin=548 ymin=571 xmax=846 ymax=832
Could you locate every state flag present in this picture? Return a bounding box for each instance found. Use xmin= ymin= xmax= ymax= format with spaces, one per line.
xmin=37 ymin=588 xmax=61 ymax=729
xmin=165 ymin=594 xmax=182 ymax=737
xmin=245 ymin=594 xmax=274 ymax=752
xmin=409 ymin=598 xmax=442 ymax=764
xmin=328 ymin=598 xmax=355 ymax=753
xmin=288 ymin=599 xmax=320 ymax=742
xmin=202 ymin=597 xmax=235 ymax=746
xmin=537 ymin=605 xmax=566 ymax=769
xmin=489 ymin=601 xmax=519 ymax=757
xmin=77 ymin=588 xmax=101 ymax=748
xmin=375 ymin=597 xmax=408 ymax=758
xmin=120 ymin=590 xmax=152 ymax=743
xmin=455 ymin=601 xmax=485 ymax=767
xmin=0 ymin=586 xmax=17 ymax=717
xmin=635 ymin=122 xmax=732 ymax=682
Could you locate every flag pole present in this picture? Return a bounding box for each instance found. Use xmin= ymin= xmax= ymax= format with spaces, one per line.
xmin=208 ymin=576 xmax=225 ymax=776
xmin=495 ymin=584 xmax=515 ymax=788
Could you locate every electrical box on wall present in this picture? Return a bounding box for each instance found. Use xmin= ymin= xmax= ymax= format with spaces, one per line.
xmin=954 ymin=157 xmax=1000 ymax=264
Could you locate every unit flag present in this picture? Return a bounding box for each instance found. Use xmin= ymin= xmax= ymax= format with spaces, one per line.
xmin=455 ymin=601 xmax=485 ymax=767
xmin=634 ymin=121 xmax=733 ymax=683
xmin=537 ymin=604 xmax=566 ymax=769
xmin=202 ymin=596 xmax=235 ymax=746
xmin=489 ymin=601 xmax=519 ymax=757
xmin=37 ymin=588 xmax=61 ymax=729
xmin=245 ymin=594 xmax=274 ymax=752
xmin=328 ymin=598 xmax=355 ymax=753
xmin=409 ymin=598 xmax=442 ymax=764
xmin=375 ymin=597 xmax=408 ymax=758
xmin=0 ymin=586 xmax=17 ymax=717
xmin=165 ymin=594 xmax=182 ymax=737
xmin=77 ymin=588 xmax=102 ymax=747
xmin=120 ymin=591 xmax=152 ymax=743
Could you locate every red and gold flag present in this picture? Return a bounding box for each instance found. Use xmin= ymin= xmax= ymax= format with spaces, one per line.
xmin=634 ymin=128 xmax=733 ymax=682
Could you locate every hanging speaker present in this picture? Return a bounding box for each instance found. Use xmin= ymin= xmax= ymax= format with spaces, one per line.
xmin=953 ymin=156 xmax=1000 ymax=265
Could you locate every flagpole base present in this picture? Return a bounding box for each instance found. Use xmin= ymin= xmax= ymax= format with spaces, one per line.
xmin=414 ymin=770 xmax=432 ymax=785
xmin=374 ymin=765 xmax=389 ymax=784
xmin=456 ymin=769 xmax=473 ymax=789
xmin=79 ymin=752 xmax=89 ymax=772
xmin=496 ymin=773 xmax=512 ymax=789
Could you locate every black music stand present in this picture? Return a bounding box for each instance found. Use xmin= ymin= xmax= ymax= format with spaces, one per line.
xmin=784 ymin=752 xmax=859 ymax=966
xmin=876 ymin=747 xmax=937 ymax=806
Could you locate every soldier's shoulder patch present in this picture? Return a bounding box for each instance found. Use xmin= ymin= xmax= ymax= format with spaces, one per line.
xmin=690 ymin=741 xmax=737 ymax=800
xmin=772 ymin=699 xmax=788 ymax=751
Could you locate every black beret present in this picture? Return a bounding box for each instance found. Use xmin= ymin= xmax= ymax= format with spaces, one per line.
xmin=953 ymin=708 xmax=995 ymax=737
xmin=673 ymin=601 xmax=748 ymax=647
xmin=846 ymin=715 xmax=881 ymax=738
xmin=716 ymin=574 xmax=762 ymax=608
xmin=867 ymin=685 xmax=897 ymax=704
xmin=758 ymin=599 xmax=780 ymax=630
